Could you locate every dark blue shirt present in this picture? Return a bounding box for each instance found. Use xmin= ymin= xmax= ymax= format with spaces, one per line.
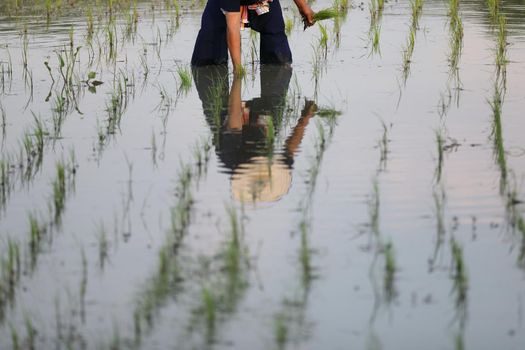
xmin=220 ymin=0 xmax=259 ymax=12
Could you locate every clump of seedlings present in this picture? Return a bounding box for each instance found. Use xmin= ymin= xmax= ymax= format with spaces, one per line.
xmin=176 ymin=65 xmax=193 ymax=94
xmin=450 ymin=237 xmax=468 ymax=307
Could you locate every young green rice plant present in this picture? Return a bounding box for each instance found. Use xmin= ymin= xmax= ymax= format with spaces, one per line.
xmin=313 ymin=7 xmax=341 ymax=23
xmin=201 ymin=287 xmax=216 ymax=341
xmin=177 ymin=65 xmax=193 ymax=94
xmin=450 ymin=236 xmax=468 ymax=307
xmin=401 ymin=31 xmax=415 ymax=83
xmin=410 ymin=0 xmax=424 ymax=28
xmin=370 ymin=24 xmax=381 ymax=56
xmin=318 ymin=23 xmax=329 ymax=58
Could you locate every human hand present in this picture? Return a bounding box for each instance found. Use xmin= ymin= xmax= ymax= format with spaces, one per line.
xmin=301 ymin=6 xmax=316 ymax=30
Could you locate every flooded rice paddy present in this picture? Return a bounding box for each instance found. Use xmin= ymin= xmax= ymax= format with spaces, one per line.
xmin=1 ymin=0 xmax=525 ymax=348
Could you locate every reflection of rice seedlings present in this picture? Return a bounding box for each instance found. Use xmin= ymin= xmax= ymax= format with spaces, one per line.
xmin=266 ymin=117 xmax=275 ymax=150
xmin=97 ymin=222 xmax=109 ymax=269
xmin=518 ymin=217 xmax=525 ymax=268
xmin=495 ymin=14 xmax=508 ymax=76
xmin=299 ymin=215 xmax=313 ymax=290
xmin=177 ymin=65 xmax=193 ymax=93
xmin=52 ymin=161 xmax=66 ymax=224
xmin=368 ymin=179 xmax=380 ymax=238
xmin=29 ymin=213 xmax=45 ymax=268
xmin=25 ymin=317 xmax=36 ymax=350
xmin=431 ymin=188 xmax=446 ymax=270
xmin=21 ymin=27 xmax=29 ymax=70
xmin=249 ymin=30 xmax=259 ymax=65
xmin=487 ymin=0 xmax=499 ymax=20
xmin=435 ymin=127 xmax=445 ymax=183
xmin=274 ymin=313 xmax=288 ymax=350
xmin=285 ymin=17 xmax=294 ymax=36
xmin=80 ymin=248 xmax=88 ymax=322
xmin=201 ymin=287 xmax=216 ymax=341
xmin=86 ymin=7 xmax=94 ymax=42
xmin=383 ymin=241 xmax=396 ymax=302
xmin=450 ymin=237 xmax=468 ymax=307
xmin=489 ymin=81 xmax=507 ymax=191
xmin=378 ymin=121 xmax=389 ymax=171
xmin=0 ymin=158 xmax=12 ymax=209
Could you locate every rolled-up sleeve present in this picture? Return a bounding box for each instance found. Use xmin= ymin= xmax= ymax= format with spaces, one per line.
xmin=220 ymin=0 xmax=240 ymax=12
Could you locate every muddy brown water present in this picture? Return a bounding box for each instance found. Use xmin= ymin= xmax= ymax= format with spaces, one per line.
xmin=0 ymin=0 xmax=525 ymax=349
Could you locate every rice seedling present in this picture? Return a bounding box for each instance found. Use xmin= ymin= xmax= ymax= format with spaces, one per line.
xmin=518 ymin=217 xmax=525 ymax=269
xmin=201 ymin=287 xmax=216 ymax=340
xmin=401 ymin=26 xmax=416 ymax=83
xmin=450 ymin=237 xmax=468 ymax=307
xmin=177 ymin=65 xmax=193 ymax=94
xmin=318 ymin=23 xmax=329 ymax=58
xmin=370 ymin=24 xmax=381 ymax=56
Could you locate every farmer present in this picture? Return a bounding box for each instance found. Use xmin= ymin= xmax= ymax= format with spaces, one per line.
xmin=192 ymin=64 xmax=316 ymax=203
xmin=191 ymin=0 xmax=316 ymax=70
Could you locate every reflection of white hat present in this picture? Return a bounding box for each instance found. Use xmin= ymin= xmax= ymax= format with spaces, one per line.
xmin=231 ymin=155 xmax=292 ymax=204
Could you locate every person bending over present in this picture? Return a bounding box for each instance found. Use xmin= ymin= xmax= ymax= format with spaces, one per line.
xmin=191 ymin=0 xmax=315 ymax=71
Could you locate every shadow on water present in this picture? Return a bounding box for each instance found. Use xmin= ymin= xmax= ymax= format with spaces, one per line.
xmin=193 ymin=64 xmax=316 ymax=205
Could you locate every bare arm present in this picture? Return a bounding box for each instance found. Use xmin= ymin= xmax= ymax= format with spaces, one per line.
xmin=225 ymin=11 xmax=242 ymax=73
xmin=227 ymin=76 xmax=243 ymax=131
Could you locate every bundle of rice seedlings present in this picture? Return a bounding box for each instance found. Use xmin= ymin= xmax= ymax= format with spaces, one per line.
xmin=304 ymin=7 xmax=341 ymax=30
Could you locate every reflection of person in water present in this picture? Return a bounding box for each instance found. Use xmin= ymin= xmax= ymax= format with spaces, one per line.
xmin=193 ymin=65 xmax=316 ymax=203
